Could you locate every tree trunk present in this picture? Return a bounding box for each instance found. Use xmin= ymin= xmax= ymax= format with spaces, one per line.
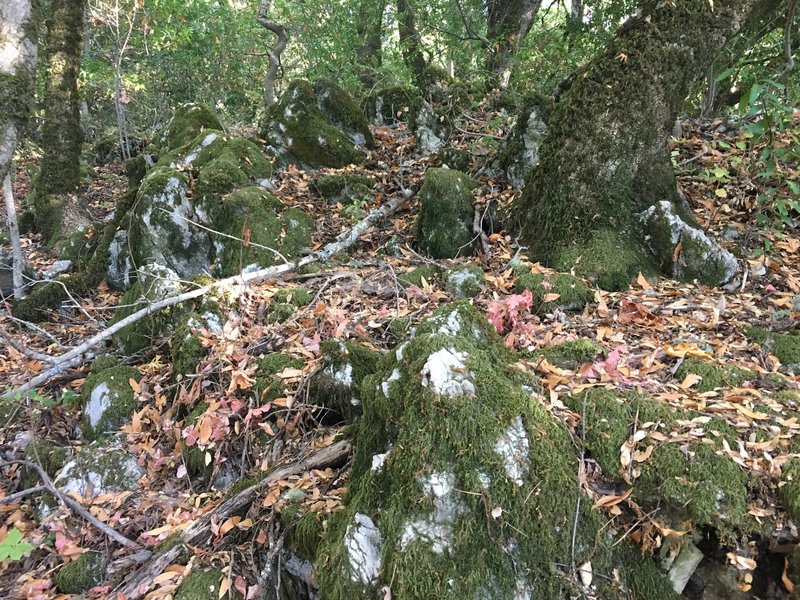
xmin=486 ymin=0 xmax=542 ymax=89
xmin=1 ymin=0 xmax=39 ymax=300
xmin=512 ymin=0 xmax=784 ymax=290
xmin=257 ymin=0 xmax=289 ymax=108
xmin=396 ymin=0 xmax=426 ymax=87
xmin=35 ymin=0 xmax=90 ymax=247
xmin=356 ymin=0 xmax=386 ymax=87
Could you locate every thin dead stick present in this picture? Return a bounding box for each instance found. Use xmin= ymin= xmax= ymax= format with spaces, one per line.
xmin=0 ymin=329 xmax=56 ymax=363
xmin=116 ymin=439 xmax=351 ymax=599
xmin=1 ymin=193 xmax=410 ymax=401
xmin=3 ymin=175 xmax=24 ymax=301
xmin=0 ymin=460 xmax=145 ymax=551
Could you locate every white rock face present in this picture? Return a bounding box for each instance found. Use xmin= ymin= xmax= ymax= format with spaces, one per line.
xmin=181 ymin=132 xmax=219 ymax=166
xmin=371 ymin=449 xmax=391 ymax=472
xmin=345 ymin=513 xmax=382 ymax=585
xmin=494 ymin=417 xmax=530 ymax=486
xmin=381 ymin=368 xmax=401 ymax=397
xmin=421 ymin=348 xmax=475 ymax=397
xmin=107 ymin=230 xmax=133 ymax=290
xmin=400 ymin=470 xmax=465 ymax=554
xmin=84 ymin=382 xmax=112 ymax=430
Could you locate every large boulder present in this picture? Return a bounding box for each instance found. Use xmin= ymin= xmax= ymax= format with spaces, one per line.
xmin=313 ymin=303 xmax=675 ymax=599
xmin=415 ymin=168 xmax=478 ymax=259
xmin=259 ymin=80 xmax=371 ymax=169
xmin=152 ymin=103 xmax=223 ymax=153
xmin=638 ymin=200 xmax=738 ymax=286
xmin=410 ymin=99 xmax=450 ymax=156
xmin=494 ymin=92 xmax=551 ymax=188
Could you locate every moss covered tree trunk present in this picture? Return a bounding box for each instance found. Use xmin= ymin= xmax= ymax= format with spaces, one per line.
xmin=512 ymin=0 xmax=784 ymax=290
xmin=486 ymin=0 xmax=541 ymax=89
xmin=35 ymin=0 xmax=89 ymax=246
xmin=356 ymin=0 xmax=386 ymax=87
xmin=396 ymin=0 xmax=426 ymax=87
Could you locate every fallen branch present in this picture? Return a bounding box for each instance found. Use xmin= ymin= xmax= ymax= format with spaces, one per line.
xmin=116 ymin=439 xmax=352 ymax=599
xmin=0 ymin=460 xmax=145 ymax=552
xmin=1 ymin=192 xmax=411 ymax=401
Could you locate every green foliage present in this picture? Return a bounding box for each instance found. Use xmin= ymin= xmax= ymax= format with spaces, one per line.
xmin=0 ymin=528 xmax=34 ymax=561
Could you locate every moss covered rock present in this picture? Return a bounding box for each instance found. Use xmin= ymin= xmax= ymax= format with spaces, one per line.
xmin=154 ymin=103 xmax=223 ymax=153
xmin=175 ymin=568 xmax=238 ymax=600
xmin=311 ymin=174 xmax=375 ymax=204
xmin=746 ymin=327 xmax=800 ymax=374
xmin=54 ymin=440 xmax=145 ymax=499
xmin=54 ymin=551 xmax=106 ymax=594
xmin=308 ymin=340 xmax=382 ymax=423
xmin=513 ymin=269 xmax=593 ymax=313
xmin=639 ymin=200 xmax=738 ymax=287
xmin=410 ymin=99 xmax=450 ymax=156
xmin=260 ymin=80 xmax=368 ymax=169
xmin=315 ymin=302 xmax=675 ymax=599
xmin=398 ymin=264 xmax=441 ymax=289
xmin=438 ymin=147 xmax=471 ymax=172
xmin=21 ymin=438 xmax=72 ymax=488
xmin=81 ymin=364 xmax=141 ymax=438
xmin=494 ymin=92 xmax=551 ymax=188
xmin=444 ymin=265 xmax=484 ymax=298
xmin=415 ymin=168 xmax=477 ymax=259
xmin=362 ymin=86 xmax=421 ymax=126
xmin=313 ymin=79 xmax=375 ymax=149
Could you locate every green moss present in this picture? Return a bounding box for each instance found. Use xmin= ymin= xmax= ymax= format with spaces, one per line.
xmin=540 ymin=339 xmax=601 ymax=370
xmin=444 ymin=265 xmax=484 ymax=298
xmin=155 ymin=103 xmax=223 ymax=153
xmin=32 ymin=192 xmax=67 ymax=243
xmin=125 ymin=155 xmax=147 ymax=188
xmin=22 ymin=439 xmax=71 ymax=488
xmin=54 ymin=551 xmax=105 ymax=594
xmin=313 ymin=79 xmax=375 ymax=148
xmin=362 ymin=85 xmax=421 ymax=124
xmin=513 ymin=270 xmax=593 ymax=313
xmin=213 ymin=186 xmax=312 ymax=277
xmin=175 ymin=569 xmax=239 ymax=600
xmin=286 ymin=510 xmax=325 ymax=561
xmin=267 ymin=303 xmax=295 ymax=324
xmin=225 ymin=471 xmax=269 ymax=498
xmin=415 ymin=168 xmax=478 ymax=259
xmin=438 ymin=148 xmax=471 ymax=172
xmin=273 ymin=286 xmax=312 ymax=306
xmin=783 ymin=459 xmax=800 ymax=522
xmin=195 ymin=155 xmax=250 ymax=201
xmin=254 ymin=353 xmax=305 ymax=402
xmin=172 ymin=312 xmax=208 ymax=379
xmin=311 ymin=174 xmax=376 ymax=202
xmin=746 ymin=327 xmax=800 ymax=372
xmin=398 ymin=265 xmax=441 ymax=288
xmin=674 ymin=358 xmax=754 ymax=392
xmin=552 ymin=229 xmax=655 ymax=292
xmin=81 ymin=365 xmax=141 ymax=439
xmin=183 ymin=401 xmax=212 ymax=479
xmin=316 ymin=302 xmax=669 ymax=598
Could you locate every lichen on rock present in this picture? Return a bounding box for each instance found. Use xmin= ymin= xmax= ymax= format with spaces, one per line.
xmin=494 ymin=92 xmax=551 ymax=188
xmin=55 ymin=439 xmax=145 ymax=499
xmin=415 ymin=168 xmax=478 ymax=259
xmin=81 ymin=363 xmax=141 ymax=439
xmin=444 ymin=265 xmax=485 ymax=298
xmin=362 ymin=86 xmax=420 ymax=126
xmin=410 ymin=99 xmax=450 ymax=156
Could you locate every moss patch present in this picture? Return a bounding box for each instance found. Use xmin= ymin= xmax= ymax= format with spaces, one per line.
xmin=22 ymin=439 xmax=71 ymax=488
xmin=54 ymin=551 xmax=105 ymax=594
xmin=746 ymin=327 xmax=800 ymax=373
xmin=81 ymin=365 xmax=141 ymax=439
xmin=781 ymin=459 xmax=800 ymax=522
xmin=398 ymin=264 xmax=441 ymax=288
xmin=540 ymin=339 xmax=601 ymax=370
xmin=154 ymin=103 xmax=223 ymax=153
xmin=172 ymin=312 xmax=209 ymax=379
xmin=254 ymin=353 xmax=305 ymax=402
xmin=311 ymin=174 xmax=375 ymax=204
xmin=313 ymin=79 xmax=375 ymax=148
xmin=438 ymin=148 xmax=471 ymax=172
xmin=674 ymin=358 xmax=754 ymax=392
xmin=444 ymin=265 xmax=484 ymax=298
xmin=175 ymin=568 xmax=239 ymax=600
xmin=513 ymin=269 xmax=593 ymax=313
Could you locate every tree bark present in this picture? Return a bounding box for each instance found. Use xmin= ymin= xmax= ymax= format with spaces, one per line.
xmin=396 ymin=0 xmax=426 ymax=87
xmin=512 ymin=0 xmax=785 ymax=290
xmin=356 ymin=0 xmax=386 ymax=87
xmin=1 ymin=0 xmax=39 ymax=300
xmin=486 ymin=0 xmax=542 ymax=89
xmin=35 ymin=0 xmax=90 ymax=247
xmin=257 ymin=0 xmax=289 ymax=108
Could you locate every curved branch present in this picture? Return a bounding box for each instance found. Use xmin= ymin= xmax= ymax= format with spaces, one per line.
xmin=257 ymin=0 xmax=289 ymax=107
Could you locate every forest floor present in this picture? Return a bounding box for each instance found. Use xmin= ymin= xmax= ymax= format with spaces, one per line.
xmin=0 ymin=105 xmax=799 ymax=599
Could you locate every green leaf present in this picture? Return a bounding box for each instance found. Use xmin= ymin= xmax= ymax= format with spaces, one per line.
xmin=0 ymin=528 xmax=35 ymax=561
xmin=715 ymin=188 xmax=728 ymax=198
xmin=714 ymin=67 xmax=735 ymax=83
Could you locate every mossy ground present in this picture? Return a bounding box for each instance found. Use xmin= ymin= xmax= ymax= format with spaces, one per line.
xmin=398 ymin=264 xmax=441 ymax=288
xmin=175 ymin=568 xmax=240 ymax=600
xmin=781 ymin=460 xmax=800 ymax=521
xmin=22 ymin=439 xmax=71 ymax=488
xmin=316 ymin=303 xmax=675 ymax=599
xmin=311 ymin=174 xmax=375 ymax=203
xmin=254 ymin=353 xmax=305 ymax=402
xmin=746 ymin=327 xmax=800 ymax=372
xmin=539 ymin=339 xmax=601 ymax=369
xmin=674 ymin=358 xmax=754 ymax=392
xmin=54 ymin=551 xmax=105 ymax=594
xmin=172 ymin=312 xmax=208 ymax=379
xmin=513 ymin=269 xmax=593 ymax=313
xmin=415 ymin=168 xmax=478 ymax=259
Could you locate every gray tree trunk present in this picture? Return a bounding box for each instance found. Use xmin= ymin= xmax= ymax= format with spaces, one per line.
xmin=486 ymin=0 xmax=542 ymax=89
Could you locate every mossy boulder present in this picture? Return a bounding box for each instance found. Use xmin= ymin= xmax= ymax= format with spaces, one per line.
xmin=639 ymin=200 xmax=738 ymax=287
xmin=54 ymin=439 xmax=145 ymax=499
xmin=260 ymin=80 xmax=368 ymax=169
xmin=444 ymin=265 xmax=484 ymax=298
xmin=746 ymin=327 xmax=800 ymax=374
xmin=315 ymin=302 xmax=675 ymax=599
xmin=153 ymin=103 xmax=223 ymax=153
xmin=54 ymin=551 xmax=106 ymax=594
xmin=410 ymin=99 xmax=450 ymax=156
xmin=308 ymin=340 xmax=382 ymax=423
xmin=313 ymin=79 xmax=375 ymax=149
xmin=438 ymin=147 xmax=471 ymax=172
xmin=398 ymin=264 xmax=441 ymax=289
xmin=568 ymin=388 xmax=751 ymax=534
xmin=362 ymin=86 xmax=421 ymax=126
xmin=513 ymin=269 xmax=593 ymax=313
xmin=21 ymin=438 xmax=72 ymax=488
xmin=494 ymin=92 xmax=551 ymax=188
xmin=175 ymin=568 xmax=239 ymax=600
xmin=311 ymin=174 xmax=375 ymax=204
xmin=81 ymin=364 xmax=141 ymax=439
xmin=674 ymin=358 xmax=754 ymax=392
xmin=415 ymin=168 xmax=478 ymax=259
xmin=540 ymin=339 xmax=602 ymax=370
